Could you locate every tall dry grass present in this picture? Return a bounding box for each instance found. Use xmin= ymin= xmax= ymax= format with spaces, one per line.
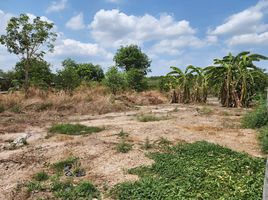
xmin=0 ymin=85 xmax=168 ymax=115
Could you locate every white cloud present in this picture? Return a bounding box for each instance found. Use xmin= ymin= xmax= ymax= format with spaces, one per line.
xmin=227 ymin=32 xmax=268 ymax=46
xmin=150 ymin=36 xmax=204 ymax=56
xmin=90 ymin=9 xmax=196 ymax=48
xmin=0 ymin=10 xmax=13 ymax=34
xmin=46 ymin=0 xmax=67 ymax=13
xmin=66 ymin=13 xmax=85 ymax=30
xmin=209 ymin=0 xmax=268 ymax=36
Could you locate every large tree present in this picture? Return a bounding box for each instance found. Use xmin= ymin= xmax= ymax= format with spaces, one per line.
xmin=114 ymin=45 xmax=151 ymax=75
xmin=0 ymin=14 xmax=57 ymax=97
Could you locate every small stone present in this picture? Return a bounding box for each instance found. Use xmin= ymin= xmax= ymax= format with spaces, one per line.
xmin=65 ymin=171 xmax=73 ymax=176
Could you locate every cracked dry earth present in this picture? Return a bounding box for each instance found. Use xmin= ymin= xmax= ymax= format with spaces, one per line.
xmin=0 ymin=101 xmax=263 ymax=199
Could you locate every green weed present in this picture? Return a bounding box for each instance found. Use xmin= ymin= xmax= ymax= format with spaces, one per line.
xmin=49 ymin=123 xmax=104 ymax=135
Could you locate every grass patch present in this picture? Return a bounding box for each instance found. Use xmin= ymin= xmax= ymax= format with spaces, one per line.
xmin=33 ymin=171 xmax=49 ymax=182
xmin=117 ymin=130 xmax=129 ymax=139
xmin=111 ymin=141 xmax=265 ymax=200
xmin=49 ymin=123 xmax=104 ymax=136
xmin=52 ymin=157 xmax=79 ymax=173
xmin=26 ymin=181 xmax=44 ymax=192
xmin=116 ymin=139 xmax=133 ymax=153
xmin=52 ymin=180 xmax=100 ymax=200
xmin=10 ymin=104 xmax=22 ymax=113
xmin=242 ymin=101 xmax=268 ymax=128
xmin=137 ymin=114 xmax=167 ymax=122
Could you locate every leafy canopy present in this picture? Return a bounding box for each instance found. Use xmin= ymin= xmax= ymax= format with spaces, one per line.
xmin=114 ymin=44 xmax=151 ymax=75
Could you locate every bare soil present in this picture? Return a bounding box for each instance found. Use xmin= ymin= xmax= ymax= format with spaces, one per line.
xmin=0 ymin=99 xmax=263 ymax=199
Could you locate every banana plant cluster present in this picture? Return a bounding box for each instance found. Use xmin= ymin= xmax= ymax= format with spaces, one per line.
xmin=167 ymin=52 xmax=268 ymax=107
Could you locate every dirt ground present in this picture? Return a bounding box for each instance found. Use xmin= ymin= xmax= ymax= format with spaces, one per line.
xmin=0 ymin=98 xmax=263 ymax=199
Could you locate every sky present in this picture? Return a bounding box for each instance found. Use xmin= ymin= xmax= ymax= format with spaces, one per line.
xmin=0 ymin=0 xmax=268 ymax=76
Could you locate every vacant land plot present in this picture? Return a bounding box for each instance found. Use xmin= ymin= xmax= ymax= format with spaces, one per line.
xmin=0 ymin=100 xmax=265 ymax=199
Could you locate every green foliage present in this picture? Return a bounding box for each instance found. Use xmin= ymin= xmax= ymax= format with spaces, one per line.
xmin=126 ymin=68 xmax=148 ymax=91
xmin=49 ymin=123 xmax=104 ymax=136
xmin=114 ymin=44 xmax=151 ymax=75
xmin=14 ymin=58 xmax=53 ymax=89
xmin=52 ymin=180 xmax=100 ymax=200
xmin=116 ymin=139 xmax=132 ymax=153
xmin=111 ymin=141 xmax=265 ymax=200
xmin=104 ymin=66 xmax=127 ymax=95
xmin=137 ymin=114 xmax=167 ymax=122
xmin=77 ymin=63 xmax=104 ymax=82
xmin=52 ymin=157 xmax=79 ymax=173
xmin=0 ymin=104 xmax=4 ymax=113
xmin=26 ymin=181 xmax=44 ymax=192
xmin=33 ymin=171 xmax=49 ymax=182
xmin=242 ymin=100 xmax=268 ymax=128
xmin=259 ymin=126 xmax=268 ymax=153
xmin=55 ymin=65 xmax=81 ymax=92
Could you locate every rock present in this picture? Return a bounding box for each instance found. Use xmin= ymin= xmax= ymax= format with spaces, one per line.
xmin=65 ymin=170 xmax=73 ymax=176
xmin=12 ymin=134 xmax=31 ymax=147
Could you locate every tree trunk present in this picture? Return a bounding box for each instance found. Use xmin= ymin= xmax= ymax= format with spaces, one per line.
xmin=24 ymin=62 xmax=30 ymax=98
xmin=171 ymin=90 xmax=178 ymax=103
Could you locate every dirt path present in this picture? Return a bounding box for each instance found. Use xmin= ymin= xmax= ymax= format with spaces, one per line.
xmin=0 ymin=101 xmax=263 ymax=199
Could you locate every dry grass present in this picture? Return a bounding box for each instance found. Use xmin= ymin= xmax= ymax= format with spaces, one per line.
xmin=0 ymin=86 xmax=167 ymax=133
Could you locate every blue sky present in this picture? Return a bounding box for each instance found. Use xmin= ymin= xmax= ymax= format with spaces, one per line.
xmin=0 ymin=0 xmax=268 ymax=75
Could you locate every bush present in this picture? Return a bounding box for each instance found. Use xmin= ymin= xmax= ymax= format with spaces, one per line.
xmin=52 ymin=157 xmax=79 ymax=173
xmin=111 ymin=141 xmax=265 ymax=199
xmin=33 ymin=171 xmax=49 ymax=181
xmin=116 ymin=140 xmax=132 ymax=153
xmin=242 ymin=100 xmax=268 ymax=128
xmin=259 ymin=126 xmax=268 ymax=153
xmin=126 ymin=68 xmax=148 ymax=92
xmin=104 ymin=66 xmax=127 ymax=95
xmin=49 ymin=124 xmax=104 ymax=136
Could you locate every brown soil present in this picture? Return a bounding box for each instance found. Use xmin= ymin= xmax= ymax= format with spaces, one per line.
xmin=0 ymin=99 xmax=263 ymax=199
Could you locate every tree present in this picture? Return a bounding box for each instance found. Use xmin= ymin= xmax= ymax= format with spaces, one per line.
xmin=77 ymin=63 xmax=104 ymax=82
xmin=205 ymin=52 xmax=268 ymax=107
xmin=167 ymin=66 xmax=194 ymax=103
xmin=55 ymin=61 xmax=81 ymax=92
xmin=14 ymin=58 xmax=53 ymax=89
xmin=114 ymin=45 xmax=151 ymax=75
xmin=104 ymin=66 xmax=126 ymax=95
xmin=0 ymin=14 xmax=57 ymax=97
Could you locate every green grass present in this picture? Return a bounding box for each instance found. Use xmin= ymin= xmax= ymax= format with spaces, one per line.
xmin=137 ymin=114 xmax=167 ymax=122
xmin=117 ymin=130 xmax=129 ymax=139
xmin=141 ymin=137 xmax=153 ymax=150
xmin=0 ymin=104 xmax=4 ymax=113
xmin=52 ymin=180 xmax=100 ymax=200
xmin=33 ymin=171 xmax=49 ymax=182
xmin=198 ymin=106 xmax=213 ymax=115
xmin=111 ymin=141 xmax=265 ymax=200
xmin=10 ymin=104 xmax=22 ymax=113
xmin=116 ymin=139 xmax=133 ymax=153
xmin=242 ymin=101 xmax=268 ymax=128
xmin=52 ymin=157 xmax=79 ymax=173
xmin=49 ymin=123 xmax=104 ymax=135
xmin=26 ymin=181 xmax=44 ymax=192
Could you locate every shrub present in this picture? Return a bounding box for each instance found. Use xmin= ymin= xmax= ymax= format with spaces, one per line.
xmin=33 ymin=171 xmax=49 ymax=182
xmin=116 ymin=140 xmax=132 ymax=153
xmin=259 ymin=126 xmax=268 ymax=153
xmin=242 ymin=100 xmax=268 ymax=128
xmin=126 ymin=68 xmax=148 ymax=92
xmin=49 ymin=124 xmax=104 ymax=136
xmin=104 ymin=66 xmax=127 ymax=95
